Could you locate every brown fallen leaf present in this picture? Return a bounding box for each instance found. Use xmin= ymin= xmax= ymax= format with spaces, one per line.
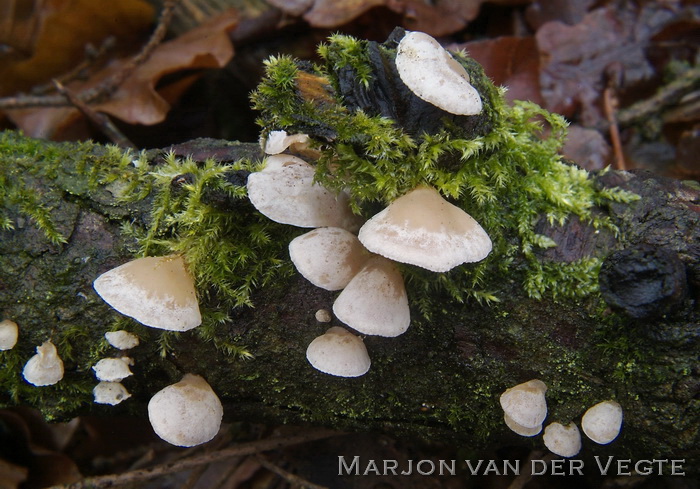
xmin=5 ymin=9 xmax=238 ymax=139
xmin=268 ymin=0 xmax=530 ymax=36
xmin=536 ymin=4 xmax=669 ymax=126
xmin=0 ymin=0 xmax=155 ymax=97
xmin=457 ymin=36 xmax=543 ymax=105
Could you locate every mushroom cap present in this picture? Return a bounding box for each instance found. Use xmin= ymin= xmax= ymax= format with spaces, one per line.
xmin=93 ymin=358 xmax=134 ymax=382
xmin=22 ymin=340 xmax=64 ymax=386
xmin=581 ymin=400 xmax=623 ymax=444
xmin=247 ymin=155 xmax=362 ymax=232
xmin=395 ymin=31 xmax=482 ymax=116
xmin=289 ymin=227 xmax=370 ymax=291
xmin=148 ymin=374 xmax=223 ymax=447
xmin=93 ymin=255 xmax=202 ymax=332
xmin=306 ymin=326 xmax=371 ymax=377
xmin=499 ymin=379 xmax=548 ymax=429
xmin=264 ymin=130 xmax=310 ymax=155
xmin=543 ymin=422 xmax=582 ymax=458
xmin=104 ymin=330 xmax=140 ymax=350
xmin=0 ymin=319 xmax=18 ymax=350
xmin=358 ymin=186 xmax=492 ymax=272
xmin=504 ymin=414 xmax=542 ymax=437
xmin=333 ymin=256 xmax=410 ymax=337
xmin=93 ymin=381 xmax=131 ymax=405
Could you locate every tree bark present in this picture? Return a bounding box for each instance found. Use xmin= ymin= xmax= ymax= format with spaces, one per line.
xmin=0 ymin=132 xmax=698 ymax=471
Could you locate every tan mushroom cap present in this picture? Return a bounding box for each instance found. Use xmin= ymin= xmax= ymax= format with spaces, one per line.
xmin=247 ymin=154 xmax=362 ymax=232
xmin=148 ymin=374 xmax=223 ymax=447
xmin=93 ymin=255 xmax=201 ymax=332
xmin=396 ymin=31 xmax=482 ymax=116
xmin=333 ymin=256 xmax=410 ymax=337
xmin=264 ymin=130 xmax=311 ymax=155
xmin=581 ymin=400 xmax=623 ymax=445
xmin=358 ymin=186 xmax=492 ymax=272
xmin=289 ymin=227 xmax=371 ymax=291
xmin=504 ymin=413 xmax=542 ymax=437
xmin=22 ymin=340 xmax=64 ymax=387
xmin=543 ymin=422 xmax=582 ymax=458
xmin=499 ymin=379 xmax=548 ymax=429
xmin=306 ymin=326 xmax=371 ymax=377
xmin=0 ymin=319 xmax=18 ymax=350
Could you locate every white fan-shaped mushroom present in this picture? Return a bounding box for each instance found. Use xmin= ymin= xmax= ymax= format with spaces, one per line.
xmin=581 ymin=401 xmax=623 ymax=444
xmin=396 ymin=31 xmax=482 ymax=115
xmin=499 ymin=379 xmax=548 ymax=429
xmin=93 ymin=255 xmax=201 ymax=332
xmin=148 ymin=374 xmax=223 ymax=447
xmin=543 ymin=422 xmax=582 ymax=458
xmin=22 ymin=340 xmax=64 ymax=386
xmin=306 ymin=326 xmax=371 ymax=377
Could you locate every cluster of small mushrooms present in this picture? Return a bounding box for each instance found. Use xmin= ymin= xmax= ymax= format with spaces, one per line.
xmin=500 ymin=379 xmax=624 ymax=457
xmin=249 ymin=31 xmax=492 ymax=377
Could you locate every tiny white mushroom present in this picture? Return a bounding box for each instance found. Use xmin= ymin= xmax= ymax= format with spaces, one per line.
xmin=306 ymin=326 xmax=371 ymax=377
xmin=93 ymin=255 xmax=201 ymax=332
xmin=247 ymin=155 xmax=362 ymax=232
xmin=93 ymin=381 xmax=131 ymax=405
xmin=22 ymin=340 xmax=64 ymax=386
xmin=93 ymin=357 xmax=134 ymax=382
xmin=0 ymin=319 xmax=19 ymax=350
xmin=315 ymin=309 xmax=332 ymax=323
xmin=264 ymin=130 xmax=311 ymax=155
xmin=148 ymin=374 xmax=223 ymax=447
xmin=333 ymin=256 xmax=410 ymax=337
xmin=104 ymin=330 xmax=140 ymax=350
xmin=581 ymin=400 xmax=623 ymax=444
xmin=289 ymin=227 xmax=370 ymax=291
xmin=504 ymin=414 xmax=542 ymax=437
xmin=543 ymin=422 xmax=582 ymax=458
xmin=358 ymin=186 xmax=492 ymax=273
xmin=499 ymin=379 xmax=548 ymax=429
xmin=395 ymin=31 xmax=482 ymax=116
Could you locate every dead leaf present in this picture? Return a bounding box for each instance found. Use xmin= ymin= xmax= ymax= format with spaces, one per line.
xmin=5 ymin=8 xmax=238 ymax=139
xmin=562 ymin=124 xmax=610 ymax=171
xmin=0 ymin=0 xmax=155 ymax=96
xmin=536 ymin=4 xmax=676 ymax=126
xmin=457 ymin=36 xmax=543 ymax=105
xmin=525 ymin=0 xmax=596 ymax=30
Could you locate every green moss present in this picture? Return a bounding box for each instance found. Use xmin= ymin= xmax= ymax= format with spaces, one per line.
xmin=251 ymin=33 xmax=638 ymax=306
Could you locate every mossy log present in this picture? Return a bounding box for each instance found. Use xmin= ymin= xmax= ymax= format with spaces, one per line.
xmin=0 ymin=131 xmax=698 ymax=472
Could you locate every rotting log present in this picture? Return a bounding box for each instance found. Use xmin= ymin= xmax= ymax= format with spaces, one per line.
xmin=0 ymin=132 xmax=698 ymax=472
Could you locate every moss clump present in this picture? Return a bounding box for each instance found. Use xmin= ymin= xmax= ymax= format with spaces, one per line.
xmin=251 ymin=31 xmax=638 ymax=308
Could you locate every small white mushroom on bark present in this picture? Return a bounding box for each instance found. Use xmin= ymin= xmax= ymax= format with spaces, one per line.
xmin=93 ymin=357 xmax=134 ymax=382
xmin=289 ymin=227 xmax=370 ymax=291
xmin=22 ymin=340 xmax=64 ymax=386
xmin=93 ymin=381 xmax=131 ymax=405
xmin=148 ymin=374 xmax=223 ymax=447
xmin=0 ymin=319 xmax=18 ymax=350
xmin=104 ymin=330 xmax=140 ymax=350
xmin=306 ymin=326 xmax=371 ymax=377
xmin=247 ymin=155 xmax=362 ymax=232
xmin=395 ymin=31 xmax=482 ymax=116
xmin=581 ymin=400 xmax=623 ymax=444
xmin=333 ymin=256 xmax=410 ymax=337
xmin=315 ymin=309 xmax=332 ymax=323
xmin=264 ymin=130 xmax=311 ymax=155
xmin=358 ymin=186 xmax=492 ymax=272
xmin=93 ymin=255 xmax=201 ymax=332
xmin=543 ymin=422 xmax=582 ymax=458
xmin=500 ymin=379 xmax=548 ymax=430
xmin=504 ymin=413 xmax=541 ymax=437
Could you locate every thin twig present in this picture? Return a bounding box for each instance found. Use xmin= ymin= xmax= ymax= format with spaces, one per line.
xmin=603 ymin=85 xmax=626 ymax=171
xmin=257 ymin=454 xmax=329 ymax=489
xmin=53 ymin=80 xmax=136 ymax=149
xmin=0 ymin=0 xmax=179 ymax=110
xmin=47 ymin=429 xmax=339 ymax=489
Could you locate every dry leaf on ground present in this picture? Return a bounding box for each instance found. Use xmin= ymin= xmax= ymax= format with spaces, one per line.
xmin=0 ymin=0 xmax=154 ymax=96
xmin=5 ymin=9 xmax=238 ymax=139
